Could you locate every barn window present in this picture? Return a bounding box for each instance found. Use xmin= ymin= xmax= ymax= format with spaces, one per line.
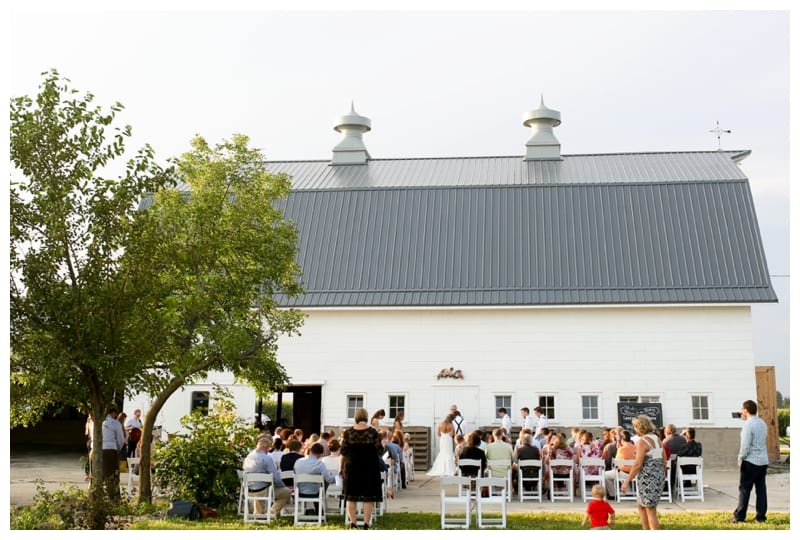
xmin=190 ymin=391 xmax=210 ymax=415
xmin=691 ymin=395 xmax=710 ymax=420
xmin=538 ymin=395 xmax=556 ymax=420
xmin=495 ymin=395 xmax=511 ymax=419
xmin=619 ymin=395 xmax=660 ymax=403
xmin=346 ymin=395 xmax=364 ymax=420
xmin=388 ymin=395 xmax=405 ymax=419
xmin=581 ymin=395 xmax=599 ymax=421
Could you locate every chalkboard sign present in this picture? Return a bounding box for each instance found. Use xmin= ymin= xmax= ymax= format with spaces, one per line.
xmin=616 ymin=402 xmax=663 ymax=432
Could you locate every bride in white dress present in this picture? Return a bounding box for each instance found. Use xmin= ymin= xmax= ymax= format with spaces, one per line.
xmin=427 ymin=413 xmax=456 ymax=476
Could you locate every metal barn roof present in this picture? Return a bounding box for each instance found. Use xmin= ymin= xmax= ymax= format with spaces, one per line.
xmin=147 ymin=150 xmax=776 ymax=307
xmin=276 ymin=174 xmax=775 ymax=307
xmin=263 ymin=151 xmax=750 ymax=190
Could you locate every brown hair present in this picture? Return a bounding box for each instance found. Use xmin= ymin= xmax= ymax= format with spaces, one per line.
xmin=354 ymin=407 xmax=369 ymax=424
xmin=743 ymin=400 xmax=758 ymax=415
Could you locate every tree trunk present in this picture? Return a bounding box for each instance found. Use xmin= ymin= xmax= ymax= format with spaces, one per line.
xmin=89 ymin=404 xmax=108 ymax=530
xmin=136 ymin=376 xmax=186 ymax=504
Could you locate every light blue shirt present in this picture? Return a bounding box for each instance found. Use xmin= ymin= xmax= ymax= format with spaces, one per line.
xmin=738 ymin=415 xmax=769 ymax=466
xmin=293 ymin=455 xmax=336 ymax=495
xmin=102 ymin=414 xmax=125 ymax=451
xmin=243 ymin=448 xmax=286 ymax=490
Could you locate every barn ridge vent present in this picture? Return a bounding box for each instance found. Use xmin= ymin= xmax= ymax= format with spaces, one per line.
xmin=331 ymin=101 xmax=371 ymax=165
xmin=523 ymin=95 xmax=562 ymax=160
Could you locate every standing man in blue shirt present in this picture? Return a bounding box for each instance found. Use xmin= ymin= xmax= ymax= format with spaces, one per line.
xmin=732 ymin=399 xmax=769 ymax=523
xmin=102 ymin=406 xmax=125 ymax=501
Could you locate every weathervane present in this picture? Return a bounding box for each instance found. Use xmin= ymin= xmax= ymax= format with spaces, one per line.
xmin=709 ymin=120 xmax=731 ymax=150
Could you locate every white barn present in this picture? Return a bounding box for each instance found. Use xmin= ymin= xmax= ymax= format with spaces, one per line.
xmin=128 ymin=100 xmax=777 ymax=467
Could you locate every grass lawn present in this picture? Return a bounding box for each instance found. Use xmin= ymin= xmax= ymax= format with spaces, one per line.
xmin=130 ymin=510 xmax=790 ymax=530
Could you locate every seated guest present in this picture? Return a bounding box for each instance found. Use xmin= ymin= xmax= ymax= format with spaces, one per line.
xmin=576 ymin=430 xmax=602 ymax=468
xmin=601 ymin=429 xmax=618 ymax=472
xmin=516 ymin=433 xmax=541 ymax=492
xmin=294 ymin=442 xmax=336 ymax=514
xmin=319 ymin=431 xmax=331 ymax=456
xmin=514 ymin=428 xmax=533 ymax=453
xmin=458 ymin=431 xmax=487 ymax=477
xmin=486 ymin=427 xmax=516 ymax=485
xmin=454 ymin=433 xmax=467 ymax=460
xmin=538 ymin=427 xmax=554 ymax=452
xmin=304 ymin=433 xmax=320 ymax=455
xmin=663 ymin=424 xmax=686 ymax=456
xmin=603 ymin=430 xmax=634 ymax=498
xmin=676 ymin=427 xmax=703 ymax=482
xmin=280 ymin=439 xmax=304 ymax=488
xmin=548 ymin=432 xmax=574 ymax=478
xmin=321 ymin=438 xmax=342 ymax=474
xmin=270 ymin=437 xmax=284 ymax=468
xmin=243 ymin=435 xmax=291 ymax=517
xmin=392 ymin=431 xmax=408 ymax=488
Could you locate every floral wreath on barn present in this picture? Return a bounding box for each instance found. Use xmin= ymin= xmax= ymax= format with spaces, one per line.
xmin=437 ymin=367 xmax=464 ymax=380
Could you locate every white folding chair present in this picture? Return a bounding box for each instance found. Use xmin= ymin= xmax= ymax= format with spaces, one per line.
xmin=613 ymin=459 xmax=637 ymax=502
xmin=579 ymin=457 xmax=606 ymax=502
xmin=243 ymin=472 xmax=275 ymax=523
xmin=377 ymin=470 xmax=388 ymax=515
xmin=279 ymin=470 xmax=295 ymax=516
xmin=486 ymin=459 xmax=513 ymax=502
xmin=236 ymin=469 xmax=245 ymax=515
xmin=440 ymin=476 xmax=472 ymax=529
xmin=293 ymin=474 xmax=326 ymax=526
xmin=660 ymin=457 xmax=673 ymax=502
xmin=475 ymin=476 xmax=507 ymax=529
xmin=456 ymin=458 xmax=483 ymax=497
xmin=549 ymin=459 xmax=574 ymax=502
xmin=518 ymin=459 xmax=543 ymax=502
xmin=126 ymin=457 xmax=140 ymax=496
xmin=676 ymin=457 xmax=704 ymax=501
xmin=325 ymin=475 xmax=344 ymax=515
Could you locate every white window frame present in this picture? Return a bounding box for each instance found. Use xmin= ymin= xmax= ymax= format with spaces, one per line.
xmin=537 ymin=394 xmax=556 ymax=423
xmin=619 ymin=395 xmax=661 ymax=404
xmin=346 ymin=394 xmax=365 ymax=421
xmin=494 ymin=395 xmax=512 ymax=420
xmin=690 ymin=394 xmax=712 ymax=423
xmin=388 ymin=394 xmax=407 ymax=420
xmin=581 ymin=394 xmax=600 ymax=423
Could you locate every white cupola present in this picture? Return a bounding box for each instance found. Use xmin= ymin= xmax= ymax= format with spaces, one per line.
xmin=523 ymin=96 xmax=562 ymax=160
xmin=331 ymin=102 xmax=371 ymax=165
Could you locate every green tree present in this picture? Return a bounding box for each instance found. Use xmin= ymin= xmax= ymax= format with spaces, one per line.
xmin=124 ymin=134 xmax=304 ymax=503
xmin=10 ymin=70 xmax=173 ymax=528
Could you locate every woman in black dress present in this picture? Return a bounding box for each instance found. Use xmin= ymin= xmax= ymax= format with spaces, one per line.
xmin=340 ymin=407 xmax=384 ymax=529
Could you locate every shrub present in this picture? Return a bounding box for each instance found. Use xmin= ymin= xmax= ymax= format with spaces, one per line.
xmin=777 ymin=408 xmax=790 ymax=437
xmin=154 ymin=387 xmax=259 ymax=510
xmin=11 ymin=480 xmax=107 ymax=529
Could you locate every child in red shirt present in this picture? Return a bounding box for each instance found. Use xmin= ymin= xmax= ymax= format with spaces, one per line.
xmin=582 ymin=484 xmax=616 ymax=529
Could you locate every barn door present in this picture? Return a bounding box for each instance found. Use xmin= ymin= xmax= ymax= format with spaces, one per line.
xmin=432 ymin=385 xmax=480 ymax=435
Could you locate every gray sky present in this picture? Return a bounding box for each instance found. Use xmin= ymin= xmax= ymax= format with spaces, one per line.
xmin=7 ymin=3 xmax=792 ymax=395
